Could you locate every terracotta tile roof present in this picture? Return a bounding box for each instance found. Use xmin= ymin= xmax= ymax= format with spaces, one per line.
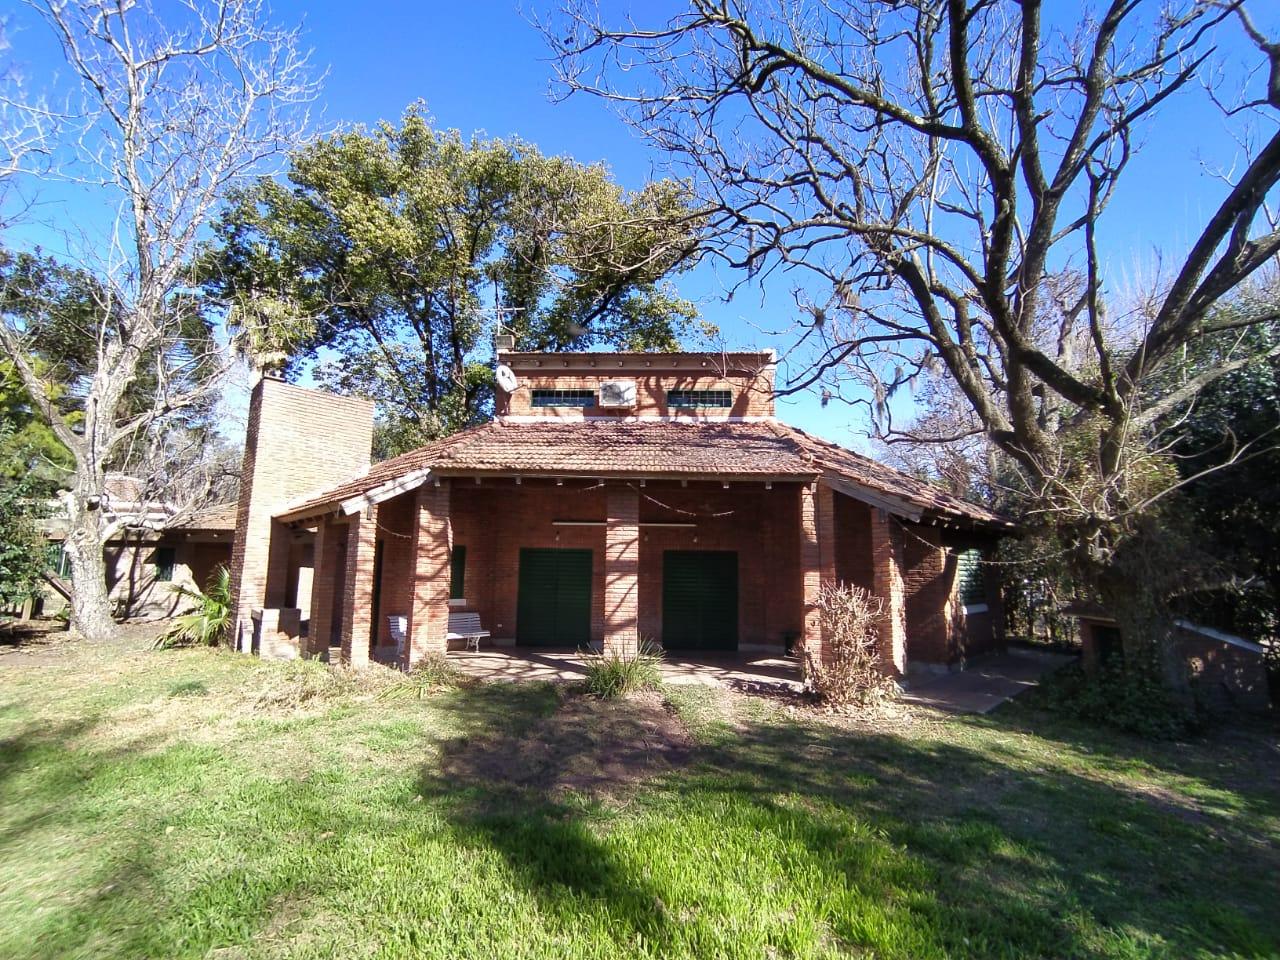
xmin=167 ymin=501 xmax=239 ymax=532
xmin=774 ymin=425 xmax=1011 ymax=526
xmin=276 ymin=419 xmax=1009 ymax=528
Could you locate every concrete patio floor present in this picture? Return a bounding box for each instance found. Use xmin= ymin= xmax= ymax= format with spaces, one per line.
xmin=359 ymin=642 xmax=1074 ymax=711
xmin=901 ymin=646 xmax=1077 ymax=714
xmin=448 ymin=646 xmax=804 ymax=695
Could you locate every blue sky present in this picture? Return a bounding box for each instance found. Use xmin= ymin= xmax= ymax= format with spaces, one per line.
xmin=6 ymin=0 xmax=1278 ymax=447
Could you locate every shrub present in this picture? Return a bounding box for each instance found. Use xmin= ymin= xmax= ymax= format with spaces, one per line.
xmin=1037 ymin=659 xmax=1201 ymax=739
xmin=804 ymin=583 xmax=897 ymax=708
xmin=583 ymin=639 xmax=663 ymax=699
xmin=378 ymin=654 xmax=470 ymax=700
xmin=154 ymin=566 xmax=232 ymax=649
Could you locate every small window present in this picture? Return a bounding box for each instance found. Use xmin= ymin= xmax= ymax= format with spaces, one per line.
xmin=531 ymin=388 xmax=596 ymax=408
xmin=46 ymin=542 xmax=72 ymax=579
xmin=153 ymin=546 xmax=176 ymax=583
xmin=955 ymin=548 xmax=986 ymax=607
xmin=450 ymin=545 xmax=466 ymax=600
xmin=668 ymin=389 xmax=733 ymax=408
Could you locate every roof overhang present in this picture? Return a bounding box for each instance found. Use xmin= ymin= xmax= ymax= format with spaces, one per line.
xmin=338 ymin=468 xmax=432 ymax=516
xmin=821 ymin=473 xmax=1014 ymax=530
xmin=821 ymin=474 xmax=924 ymax=522
xmin=274 ymin=469 xmax=434 ymax=526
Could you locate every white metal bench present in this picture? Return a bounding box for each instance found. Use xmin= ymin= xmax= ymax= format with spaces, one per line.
xmin=386 ymin=612 xmax=490 ymax=654
xmin=447 ymin=611 xmax=490 ymax=652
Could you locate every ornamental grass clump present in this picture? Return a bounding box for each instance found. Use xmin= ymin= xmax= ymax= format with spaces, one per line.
xmin=583 ymin=639 xmax=664 ymax=699
xmin=805 ymin=583 xmax=897 ymax=708
xmin=378 ymin=654 xmax=471 ymax=700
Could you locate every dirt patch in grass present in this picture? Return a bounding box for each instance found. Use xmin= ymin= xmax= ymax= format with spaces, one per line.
xmin=0 ymin=619 xmax=74 ymax=662
xmin=0 ymin=619 xmax=169 ymax=666
xmin=440 ymin=689 xmax=694 ymax=802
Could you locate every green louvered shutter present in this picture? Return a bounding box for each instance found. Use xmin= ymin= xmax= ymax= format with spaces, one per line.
xmin=662 ymin=550 xmax=738 ymax=650
xmin=450 ymin=545 xmax=466 ymax=600
xmin=517 ymin=548 xmax=592 ymax=646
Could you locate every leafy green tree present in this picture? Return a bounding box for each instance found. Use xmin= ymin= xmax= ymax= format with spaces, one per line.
xmin=1 ymin=357 xmax=75 ymax=494
xmin=204 ymin=104 xmax=704 ymax=455
xmin=0 ymin=422 xmax=47 ymax=609
xmin=1162 ymin=319 xmax=1280 ymax=643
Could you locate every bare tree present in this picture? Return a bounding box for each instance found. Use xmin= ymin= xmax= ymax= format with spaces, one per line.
xmin=545 ymin=0 xmax=1280 ymax=689
xmin=0 ymin=0 xmax=315 ymax=640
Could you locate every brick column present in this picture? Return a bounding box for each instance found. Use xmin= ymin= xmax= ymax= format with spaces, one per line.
xmin=407 ymin=481 xmax=452 ymax=667
xmin=603 ymin=484 xmax=640 ymax=656
xmin=307 ymin=519 xmax=332 ymax=658
xmin=871 ymin=508 xmax=908 ymax=676
xmin=800 ymin=482 xmax=837 ymax=668
xmin=339 ymin=506 xmax=378 ymax=670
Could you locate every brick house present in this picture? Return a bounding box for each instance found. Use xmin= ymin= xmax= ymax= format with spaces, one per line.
xmin=227 ymin=350 xmax=1012 ymax=677
xmin=36 ymin=483 xmax=236 ymax=620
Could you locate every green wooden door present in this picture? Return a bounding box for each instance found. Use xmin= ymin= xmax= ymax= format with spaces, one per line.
xmin=662 ymin=550 xmax=739 ymax=650
xmin=517 ymin=548 xmax=593 ymax=646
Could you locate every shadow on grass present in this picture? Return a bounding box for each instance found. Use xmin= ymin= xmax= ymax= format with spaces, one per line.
xmin=984 ymin=697 xmax=1280 ymax=823
xmin=2 ymin=674 xmax=1276 ymax=959
xmin=417 ymin=685 xmax=1280 ymax=958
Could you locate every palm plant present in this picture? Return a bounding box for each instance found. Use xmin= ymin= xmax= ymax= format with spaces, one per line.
xmin=154 ymin=565 xmax=232 ymax=649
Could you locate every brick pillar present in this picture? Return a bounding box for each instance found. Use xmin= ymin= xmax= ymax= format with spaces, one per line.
xmin=871 ymin=508 xmax=908 ymax=676
xmin=800 ymin=482 xmax=837 ymax=669
xmin=407 ymin=481 xmax=452 ymax=666
xmin=603 ymin=484 xmax=640 ymax=656
xmin=339 ymin=506 xmax=378 ymax=670
xmin=308 ymin=518 xmax=335 ymax=658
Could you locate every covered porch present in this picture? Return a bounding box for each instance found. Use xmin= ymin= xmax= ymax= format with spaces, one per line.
xmin=269 ymin=473 xmax=992 ymax=679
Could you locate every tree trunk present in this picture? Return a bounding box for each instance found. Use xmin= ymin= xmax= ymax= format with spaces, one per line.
xmin=61 ymin=491 xmax=117 ymax=643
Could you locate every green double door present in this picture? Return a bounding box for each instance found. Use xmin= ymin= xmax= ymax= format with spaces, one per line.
xmin=662 ymin=550 xmax=739 ymax=650
xmin=516 ymin=548 xmax=593 ymax=646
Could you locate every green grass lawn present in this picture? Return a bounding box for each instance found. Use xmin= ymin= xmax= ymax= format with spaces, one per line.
xmin=1 ymin=633 xmax=1277 ymax=959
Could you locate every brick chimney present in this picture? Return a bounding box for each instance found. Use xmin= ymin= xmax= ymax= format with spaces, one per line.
xmin=228 ymin=375 xmax=375 ymax=651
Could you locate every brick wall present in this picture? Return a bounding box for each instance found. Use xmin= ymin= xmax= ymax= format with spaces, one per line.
xmin=901 ymin=524 xmax=958 ymax=666
xmin=637 ymin=483 xmax=803 ymax=649
xmin=829 ymin=488 xmax=1008 ymax=674
xmin=452 ymin=481 xmax=608 ymax=643
xmin=228 ymin=376 xmax=374 ymax=651
xmin=307 ymin=518 xmax=353 ymax=656
xmin=102 ymin=536 xmax=231 ymax=619
xmin=496 ymin=353 xmax=776 ymax=419
xmin=833 ymin=494 xmax=875 ymax=592
xmin=373 ymin=490 xmax=417 ymax=648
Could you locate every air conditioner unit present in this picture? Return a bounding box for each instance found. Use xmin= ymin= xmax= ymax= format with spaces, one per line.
xmin=598 ymin=379 xmax=637 ymax=408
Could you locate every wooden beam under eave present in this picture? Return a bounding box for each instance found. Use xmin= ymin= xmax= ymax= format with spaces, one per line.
xmin=821 ymin=473 xmax=924 ymax=523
